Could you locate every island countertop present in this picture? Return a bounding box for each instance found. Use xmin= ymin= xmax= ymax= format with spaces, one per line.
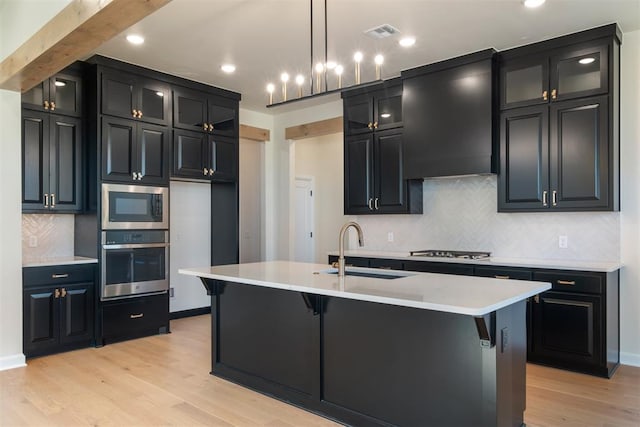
xmin=180 ymin=261 xmax=550 ymax=316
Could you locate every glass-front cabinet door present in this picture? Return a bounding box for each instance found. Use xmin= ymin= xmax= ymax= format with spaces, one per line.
xmin=500 ymin=55 xmax=549 ymax=109
xmin=344 ymin=93 xmax=373 ymax=135
xmin=550 ymin=41 xmax=608 ymax=102
xmin=374 ymin=85 xmax=403 ymax=131
xmin=22 ymin=73 xmax=82 ymax=117
xmin=138 ymin=78 xmax=170 ymax=125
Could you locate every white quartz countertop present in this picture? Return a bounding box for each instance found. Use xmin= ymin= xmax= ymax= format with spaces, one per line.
xmin=23 ymin=256 xmax=98 ymax=268
xmin=328 ymin=250 xmax=622 ymax=273
xmin=180 ymin=261 xmax=550 ymax=316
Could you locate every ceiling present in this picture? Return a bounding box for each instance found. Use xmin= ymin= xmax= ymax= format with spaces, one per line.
xmin=93 ymin=0 xmax=640 ymax=113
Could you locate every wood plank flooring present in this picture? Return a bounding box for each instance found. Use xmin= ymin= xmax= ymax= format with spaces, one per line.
xmin=1 ymin=314 xmax=638 ymax=426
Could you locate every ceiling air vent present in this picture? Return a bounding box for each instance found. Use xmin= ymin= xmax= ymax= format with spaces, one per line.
xmin=364 ymin=24 xmax=400 ymax=39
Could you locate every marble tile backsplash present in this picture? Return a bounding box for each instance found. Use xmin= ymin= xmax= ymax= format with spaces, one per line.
xmin=22 ymin=214 xmax=75 ymax=261
xmin=355 ymin=175 xmax=620 ymax=262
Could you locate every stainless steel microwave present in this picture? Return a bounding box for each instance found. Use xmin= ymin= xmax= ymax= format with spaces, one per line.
xmin=101 ymin=183 xmax=168 ymax=230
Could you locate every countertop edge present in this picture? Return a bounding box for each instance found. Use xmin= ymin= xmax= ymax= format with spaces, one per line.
xmin=23 ymin=257 xmax=99 ymax=268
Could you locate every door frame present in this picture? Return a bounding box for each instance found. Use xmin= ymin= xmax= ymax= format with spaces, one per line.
xmin=293 ymin=175 xmax=315 ymax=263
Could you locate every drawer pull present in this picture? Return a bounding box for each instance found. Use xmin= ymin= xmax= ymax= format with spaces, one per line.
xmin=51 ymin=273 xmax=69 ymax=279
xmin=534 ymin=294 xmax=540 ymax=304
xmin=378 ymin=266 xmax=393 ymax=270
xmin=130 ymin=313 xmax=144 ymax=319
xmin=557 ymin=280 xmax=576 ymax=286
xmin=494 ymin=275 xmax=510 ymax=279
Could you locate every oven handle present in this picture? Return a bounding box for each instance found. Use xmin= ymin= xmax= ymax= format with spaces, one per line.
xmin=102 ymin=243 xmax=170 ymax=250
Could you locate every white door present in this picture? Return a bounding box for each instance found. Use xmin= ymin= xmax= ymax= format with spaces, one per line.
xmin=294 ymin=177 xmax=314 ymax=262
xmin=239 ymin=139 xmax=264 ymax=263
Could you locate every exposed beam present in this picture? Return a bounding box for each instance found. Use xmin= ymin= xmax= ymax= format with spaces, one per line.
xmin=240 ymin=124 xmax=270 ymax=142
xmin=0 ymin=0 xmax=172 ymax=92
xmin=285 ymin=116 xmax=343 ymax=140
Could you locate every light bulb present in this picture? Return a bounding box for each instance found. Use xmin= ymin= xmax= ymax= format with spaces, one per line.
xmin=579 ymin=57 xmax=596 ymax=65
xmin=399 ymin=37 xmax=416 ymax=47
xmin=353 ymin=51 xmax=363 ymax=63
xmin=374 ymin=55 xmax=384 ymax=80
xmin=335 ymin=65 xmax=344 ymax=75
xmin=295 ymin=75 xmax=305 ymax=85
xmin=266 ymin=83 xmax=275 ymax=93
xmin=374 ymin=55 xmax=384 ymax=65
xmin=315 ymin=63 xmax=324 ymax=73
xmin=281 ymin=73 xmax=289 ymax=83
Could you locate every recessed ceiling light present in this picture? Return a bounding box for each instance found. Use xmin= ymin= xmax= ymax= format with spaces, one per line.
xmin=54 ymin=81 xmax=66 ymax=87
xmin=380 ymin=113 xmax=391 ymax=118
xmin=126 ymin=34 xmax=145 ymax=45
xmin=399 ymin=37 xmax=416 ymax=47
xmin=579 ymin=57 xmax=596 ymax=65
xmin=523 ymin=0 xmax=545 ymax=8
xmin=221 ymin=64 xmax=236 ymax=73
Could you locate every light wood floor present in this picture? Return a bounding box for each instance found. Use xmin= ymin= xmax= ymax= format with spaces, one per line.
xmin=1 ymin=315 xmax=638 ymax=426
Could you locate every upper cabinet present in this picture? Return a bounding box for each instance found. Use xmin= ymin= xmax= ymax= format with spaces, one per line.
xmin=501 ymin=41 xmax=609 ymax=109
xmin=173 ymin=86 xmax=238 ymax=137
xmin=343 ymin=83 xmax=403 ymax=135
xmin=401 ymin=49 xmax=497 ymax=179
xmin=22 ymin=72 xmax=83 ymax=117
xmin=498 ymin=25 xmax=620 ymax=212
xmin=172 ymin=129 xmax=237 ymax=182
xmin=101 ymin=70 xmax=171 ymax=125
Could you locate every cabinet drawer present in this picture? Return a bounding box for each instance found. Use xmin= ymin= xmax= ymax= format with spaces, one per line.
xmin=404 ymin=261 xmax=475 ymax=276
xmin=102 ymin=294 xmax=169 ymax=342
xmin=328 ymin=256 xmax=370 ymax=268
xmin=23 ymin=264 xmax=96 ymax=288
xmin=475 ymin=266 xmax=532 ymax=281
xmin=369 ymin=258 xmax=404 ymax=270
xmin=533 ymin=271 xmax=603 ymax=294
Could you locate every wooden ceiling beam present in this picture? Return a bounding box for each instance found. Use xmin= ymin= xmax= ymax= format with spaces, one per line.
xmin=285 ymin=116 xmax=343 ymax=140
xmin=240 ymin=124 xmax=270 ymax=142
xmin=0 ymin=0 xmax=172 ymax=92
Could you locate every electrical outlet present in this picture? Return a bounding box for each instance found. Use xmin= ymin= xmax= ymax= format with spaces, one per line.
xmin=559 ymin=235 xmax=568 ymax=249
xmin=169 ymin=287 xmax=175 ymax=298
xmin=28 ymin=236 xmax=38 ymax=247
xmin=387 ymin=232 xmax=394 ymax=242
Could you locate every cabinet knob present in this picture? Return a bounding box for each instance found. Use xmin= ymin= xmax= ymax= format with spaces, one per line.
xmin=542 ymin=90 xmax=548 ymax=101
xmin=132 ymin=109 xmax=138 ymax=118
xmin=138 ymin=172 xmax=143 ymax=181
xmin=137 ymin=110 xmax=143 ymax=118
xmin=203 ymin=123 xmax=208 ymax=131
xmin=203 ymin=168 xmax=209 ymax=176
xmin=132 ymin=172 xmax=139 ymax=180
xmin=542 ymin=190 xmax=548 ymax=207
xmin=367 ymin=122 xmax=373 ymax=130
xmin=552 ymin=190 xmax=557 ymax=206
xmin=551 ymin=89 xmax=557 ymax=100
xmin=44 ymin=100 xmax=50 ymax=110
xmin=534 ymin=294 xmax=540 ymax=304
xmin=54 ymin=288 xmax=61 ymax=299
xmin=373 ymin=121 xmax=378 ymax=129
xmin=50 ymin=101 xmax=56 ymax=111
xmin=209 ymin=168 xmax=214 ymax=175
xmin=60 ymin=288 xmax=67 ymax=298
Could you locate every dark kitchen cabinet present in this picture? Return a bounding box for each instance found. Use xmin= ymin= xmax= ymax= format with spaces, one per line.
xmin=101 ymin=70 xmax=170 ymax=125
xmin=101 ymin=116 xmax=169 ymax=185
xmin=401 ymin=49 xmax=497 ymax=178
xmin=343 ymin=83 xmax=403 ymax=135
xmin=22 ymin=71 xmax=83 ymax=117
xmin=344 ymin=130 xmax=421 ymax=214
xmin=101 ymin=293 xmax=169 ymax=344
xmin=173 ymin=86 xmax=238 ymax=137
xmin=404 ymin=260 xmax=475 ymax=276
xmin=22 ymin=111 xmax=83 ymax=212
xmin=172 ymin=129 xmax=238 ymax=182
xmin=23 ymin=264 xmax=96 ymax=358
xmin=328 ymin=255 xmax=370 ymax=268
xmin=498 ymin=26 xmax=620 ymax=212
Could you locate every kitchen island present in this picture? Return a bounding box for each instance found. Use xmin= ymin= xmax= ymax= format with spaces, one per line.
xmin=180 ymin=261 xmax=550 ymax=427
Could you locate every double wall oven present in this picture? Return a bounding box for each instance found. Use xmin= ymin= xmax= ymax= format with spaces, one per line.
xmin=100 ymin=183 xmax=169 ymax=300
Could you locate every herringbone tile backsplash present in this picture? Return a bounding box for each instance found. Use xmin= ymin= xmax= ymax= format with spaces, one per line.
xmin=22 ymin=214 xmax=74 ymax=261
xmin=356 ymin=175 xmax=620 ymax=262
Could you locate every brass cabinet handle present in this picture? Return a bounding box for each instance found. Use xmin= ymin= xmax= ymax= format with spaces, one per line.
xmin=54 ymin=288 xmax=61 ymax=299
xmin=132 ymin=109 xmax=138 ymax=118
xmin=44 ymin=193 xmax=49 ymax=208
xmin=44 ymin=100 xmax=50 ymax=110
xmin=130 ymin=313 xmax=144 ymax=319
xmin=51 ymin=273 xmax=69 ymax=279
xmin=374 ymin=197 xmax=379 ymax=210
xmin=542 ymin=190 xmax=548 ymax=207
xmin=557 ymin=280 xmax=576 ymax=286
xmin=551 ymin=89 xmax=557 ymax=100
xmin=373 ymin=121 xmax=378 ymax=129
xmin=368 ymin=198 xmax=373 ymax=210
xmin=60 ymin=288 xmax=67 ymax=298
xmin=494 ymin=275 xmax=510 ymax=279
xmin=137 ymin=172 xmax=143 ymax=181
xmin=208 ymin=124 xmax=214 ymax=131
xmin=552 ymin=190 xmax=557 ymax=206
xmin=534 ymin=294 xmax=540 ymax=304
xmin=50 ymin=193 xmax=55 ymax=208
xmin=208 ymin=168 xmax=214 ymax=175
xmin=132 ymin=172 xmax=138 ymax=180
xmin=203 ymin=168 xmax=209 ymax=176
xmin=50 ymin=101 xmax=56 ymax=111
xmin=543 ymin=90 xmax=548 ymax=101
xmin=137 ymin=110 xmax=143 ymax=118
xmin=203 ymin=123 xmax=209 ymax=131
xmin=367 ymin=122 xmax=373 ymax=130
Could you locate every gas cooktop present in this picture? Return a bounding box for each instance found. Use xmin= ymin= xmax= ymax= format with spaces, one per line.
xmin=409 ymin=250 xmax=491 ymax=260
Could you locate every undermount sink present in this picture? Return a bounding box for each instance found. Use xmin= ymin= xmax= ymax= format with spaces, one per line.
xmin=317 ymin=268 xmax=413 ymax=280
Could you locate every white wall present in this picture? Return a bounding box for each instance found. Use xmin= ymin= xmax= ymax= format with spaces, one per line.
xmin=0 ymin=0 xmax=72 ymax=370
xmin=294 ymin=133 xmax=348 ymax=263
xmin=619 ymin=30 xmax=640 ymax=366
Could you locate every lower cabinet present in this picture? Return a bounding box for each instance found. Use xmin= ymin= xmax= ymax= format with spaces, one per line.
xmin=23 ymin=264 xmax=96 ymax=358
xmin=101 ymin=293 xmax=170 ymax=344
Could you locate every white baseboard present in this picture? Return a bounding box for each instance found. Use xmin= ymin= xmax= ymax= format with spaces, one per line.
xmin=0 ymin=353 xmax=26 ymax=371
xmin=620 ymin=352 xmax=640 ymax=367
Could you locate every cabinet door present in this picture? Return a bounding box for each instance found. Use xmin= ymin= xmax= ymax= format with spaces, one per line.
xmin=102 ymin=117 xmax=136 ymax=183
xmin=22 ymin=80 xmax=50 ymax=112
xmin=23 ymin=287 xmax=59 ymax=356
xmin=137 ymin=123 xmax=169 ymax=185
xmin=530 ymin=291 xmax=602 ymax=367
xmin=209 ymin=135 xmax=238 ymax=182
xmin=22 ymin=110 xmax=50 ymax=210
xmin=49 ymin=115 xmax=82 ymax=211
xmin=59 ymin=283 xmax=94 ymax=346
xmin=50 ymin=73 xmax=83 ymax=117
xmin=173 ymin=86 xmax=208 ymax=131
xmin=208 ymin=97 xmax=237 ymax=136
xmin=549 ymin=96 xmax=609 ymax=210
xmin=101 ymin=71 xmax=137 ymax=120
xmin=375 ymin=130 xmax=406 ymax=213
xmin=343 ymin=93 xmax=373 ymax=135
xmin=550 ymin=41 xmax=608 ymax=102
xmin=344 ymin=134 xmax=374 ymax=214
xmin=500 ymin=55 xmax=549 ymax=109
xmin=373 ymin=85 xmax=402 ymax=131
xmin=172 ymin=129 xmax=209 ymax=179
xmin=138 ymin=78 xmax=170 ymax=125
xmin=498 ymin=106 xmax=549 ymax=211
